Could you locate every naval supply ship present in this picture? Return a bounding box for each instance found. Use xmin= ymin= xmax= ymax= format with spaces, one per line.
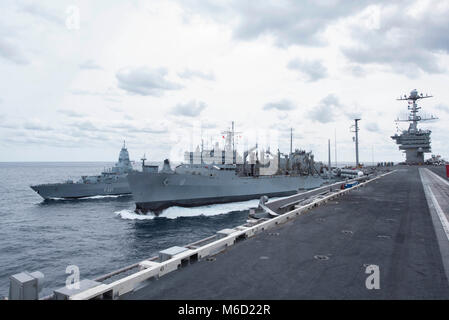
xmin=31 ymin=142 xmax=135 ymax=200
xmin=128 ymin=123 xmax=326 ymax=213
xmin=391 ymin=89 xmax=438 ymax=164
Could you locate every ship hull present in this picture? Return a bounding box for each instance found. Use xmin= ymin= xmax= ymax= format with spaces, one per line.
xmin=127 ymin=171 xmax=324 ymax=213
xmin=31 ymin=180 xmax=131 ymax=200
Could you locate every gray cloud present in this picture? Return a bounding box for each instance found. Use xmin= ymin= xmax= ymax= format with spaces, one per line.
xmin=108 ymin=122 xmax=168 ymax=134
xmin=263 ymin=99 xmax=296 ymax=111
xmin=104 ymin=97 xmax=122 ymax=103
xmin=342 ymin=2 xmax=449 ymax=74
xmin=200 ymin=120 xmax=219 ymax=129
xmin=20 ymin=3 xmax=64 ymax=25
xmin=344 ymin=111 xmax=362 ymax=120
xmin=365 ymin=122 xmax=380 ymax=132
xmin=171 ymin=100 xmax=207 ymax=117
xmin=116 ymin=67 xmax=183 ymax=96
xmin=0 ymin=114 xmax=19 ymax=129
xmin=0 ymin=38 xmax=29 ymax=65
xmin=71 ymin=90 xmax=99 ymax=96
xmin=180 ymin=1 xmax=388 ymax=47
xmin=181 ymin=1 xmax=448 ymax=75
xmin=346 ymin=64 xmax=366 ymax=77
xmin=58 ymin=109 xmax=85 ymax=118
xmin=107 ymin=106 xmax=123 ymax=113
xmin=435 ymin=104 xmax=449 ymax=114
xmin=178 ymin=69 xmax=215 ymax=81
xmin=308 ymin=94 xmax=342 ymax=123
xmin=2 ymin=130 xmax=116 ymax=149
xmin=71 ymin=120 xmax=100 ymax=132
xmin=287 ymin=58 xmax=328 ymax=82
xmin=79 ymin=60 xmax=103 ymax=70
xmin=71 ymin=87 xmax=120 ymax=97
xmin=23 ymin=120 xmax=53 ymax=131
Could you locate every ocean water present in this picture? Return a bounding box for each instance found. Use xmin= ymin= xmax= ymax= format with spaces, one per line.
xmin=0 ymin=162 xmax=257 ymax=298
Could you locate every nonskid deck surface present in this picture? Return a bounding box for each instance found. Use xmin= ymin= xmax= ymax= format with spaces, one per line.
xmin=122 ymin=166 xmax=449 ymax=299
xmin=427 ymin=166 xmax=448 ymax=180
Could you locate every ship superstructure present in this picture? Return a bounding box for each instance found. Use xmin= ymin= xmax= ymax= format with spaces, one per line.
xmin=128 ymin=123 xmax=326 ymax=213
xmin=391 ymin=89 xmax=437 ymax=164
xmin=31 ymin=142 xmax=135 ymax=200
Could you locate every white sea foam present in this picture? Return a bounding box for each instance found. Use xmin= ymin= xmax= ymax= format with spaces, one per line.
xmin=115 ymin=209 xmax=155 ymax=220
xmin=115 ymin=197 xmax=277 ymax=221
xmin=83 ymin=194 xmax=125 ymax=200
xmin=49 ymin=194 xmax=126 ymax=201
xmin=160 ymin=199 xmax=260 ymax=219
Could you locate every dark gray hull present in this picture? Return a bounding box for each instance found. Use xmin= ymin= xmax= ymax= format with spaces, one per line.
xmin=31 ymin=180 xmax=131 ymax=200
xmin=135 ymin=191 xmax=296 ymax=213
xmin=127 ymin=171 xmax=324 ymax=213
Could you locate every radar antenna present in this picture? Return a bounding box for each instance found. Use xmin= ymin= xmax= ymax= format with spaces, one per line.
xmin=395 ymin=89 xmax=438 ymax=130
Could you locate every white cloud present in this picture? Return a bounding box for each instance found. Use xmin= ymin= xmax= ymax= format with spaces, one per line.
xmin=0 ymin=0 xmax=448 ymax=162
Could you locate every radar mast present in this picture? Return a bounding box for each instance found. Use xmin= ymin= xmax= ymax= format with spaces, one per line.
xmin=391 ymin=89 xmax=438 ymax=164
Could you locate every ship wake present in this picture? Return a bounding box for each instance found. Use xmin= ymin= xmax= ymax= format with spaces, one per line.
xmin=115 ymin=198 xmax=271 ymax=221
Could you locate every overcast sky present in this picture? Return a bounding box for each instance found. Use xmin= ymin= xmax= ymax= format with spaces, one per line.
xmin=1 ymin=0 xmax=448 ymax=163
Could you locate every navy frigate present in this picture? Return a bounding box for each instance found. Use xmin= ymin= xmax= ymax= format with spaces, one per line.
xmin=31 ymin=142 xmax=135 ymax=200
xmin=391 ymin=89 xmax=438 ymax=164
xmin=128 ymin=124 xmax=326 ymax=213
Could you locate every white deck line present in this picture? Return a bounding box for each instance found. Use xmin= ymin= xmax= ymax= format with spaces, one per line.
xmin=420 ymin=168 xmax=449 ymax=241
xmin=425 ymin=167 xmax=449 ymax=187
xmin=419 ymin=168 xmax=449 ymax=286
xmin=426 ymin=185 xmax=449 ymax=241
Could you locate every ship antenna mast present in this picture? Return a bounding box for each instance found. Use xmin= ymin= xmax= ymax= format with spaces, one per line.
xmin=392 ymin=89 xmax=438 ymax=165
xmin=290 ymin=128 xmax=293 ymax=155
xmin=395 ymin=89 xmax=437 ymax=130
xmin=201 ymin=139 xmax=204 ymax=164
xmin=141 ymin=154 xmax=146 ymax=167
xmin=221 ymin=121 xmax=241 ymax=164
xmin=350 ymin=119 xmax=361 ymax=168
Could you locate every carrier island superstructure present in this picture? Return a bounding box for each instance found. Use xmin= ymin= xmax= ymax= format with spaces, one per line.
xmin=391 ymin=89 xmax=438 ymax=164
xmin=128 ymin=124 xmax=326 ymax=213
xmin=31 ymin=142 xmax=135 ymax=200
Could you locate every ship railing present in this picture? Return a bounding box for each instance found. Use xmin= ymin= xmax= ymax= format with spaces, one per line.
xmin=39 ymin=170 xmax=395 ymax=300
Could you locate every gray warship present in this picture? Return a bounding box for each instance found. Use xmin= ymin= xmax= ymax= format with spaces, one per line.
xmin=31 ymin=142 xmax=135 ymax=200
xmin=391 ymin=89 xmax=438 ymax=164
xmin=128 ymin=124 xmax=326 ymax=213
